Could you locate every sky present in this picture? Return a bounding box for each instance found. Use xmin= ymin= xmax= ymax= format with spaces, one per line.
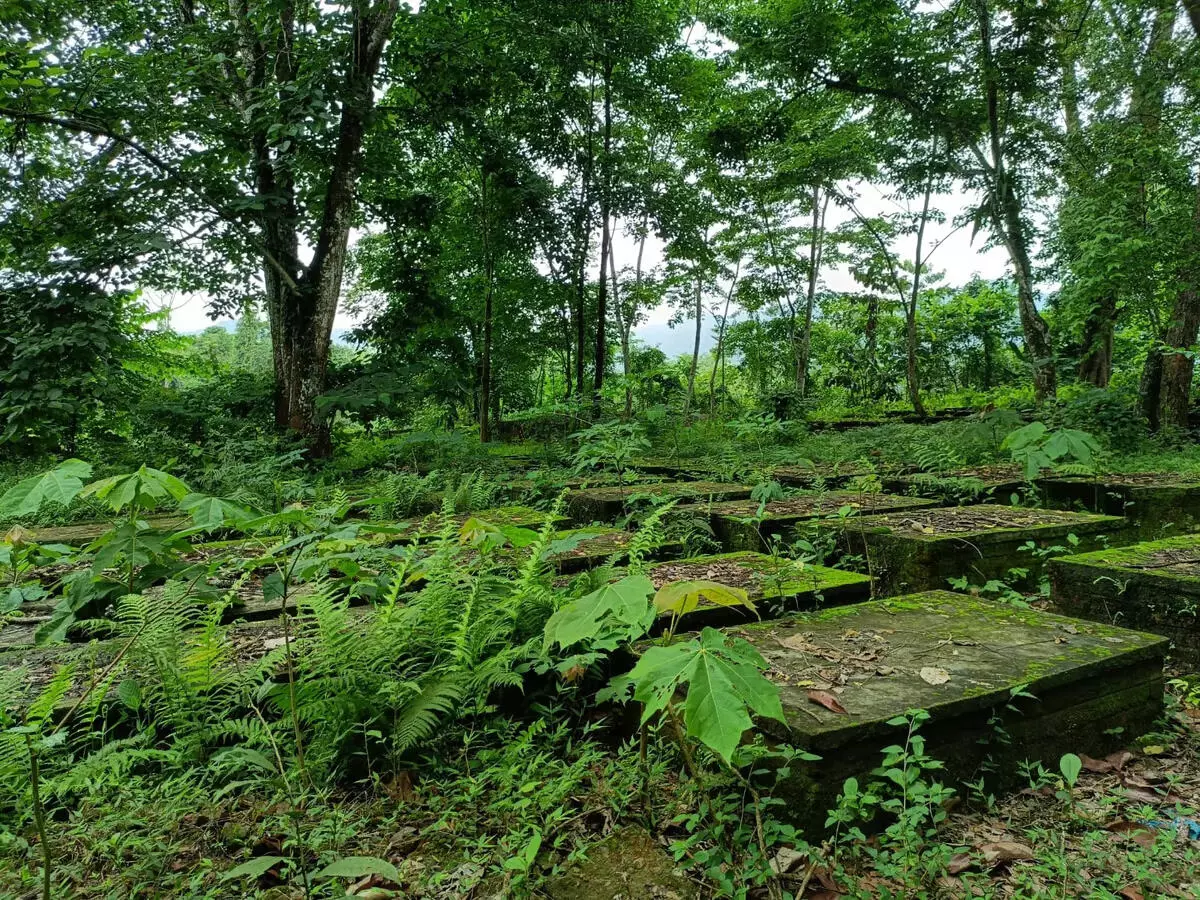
xmin=152 ymin=179 xmax=1011 ymax=358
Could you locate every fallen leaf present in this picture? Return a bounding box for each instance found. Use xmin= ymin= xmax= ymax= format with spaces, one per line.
xmin=1142 ymin=744 xmax=1165 ymax=756
xmin=1118 ymin=886 xmax=1145 ymax=900
xmin=1106 ymin=820 xmax=1156 ymax=848
xmin=1124 ymin=786 xmax=1184 ymax=805
xmin=947 ymin=852 xmax=973 ymax=874
xmin=919 ymin=666 xmax=951 ymax=685
xmin=979 ymin=841 xmax=1034 ymax=866
xmin=562 ymin=664 xmax=587 ymax=684
xmin=807 ymin=690 xmax=848 ymax=715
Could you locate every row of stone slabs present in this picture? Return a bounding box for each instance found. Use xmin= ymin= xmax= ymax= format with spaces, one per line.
xmin=2 ymin=525 xmax=1171 ymax=835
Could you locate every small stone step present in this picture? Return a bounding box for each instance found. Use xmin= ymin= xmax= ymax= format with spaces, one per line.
xmin=567 ymin=482 xmax=752 ymax=524
xmin=707 ymin=492 xmax=938 ymax=552
xmin=771 ymin=461 xmax=876 ymax=488
xmin=814 ymin=504 xmax=1131 ymax=595
xmin=1039 ymin=473 xmax=1200 ymax=538
xmin=732 ymin=591 xmax=1166 ymax=835
xmin=645 ymin=552 xmax=872 ymax=629
xmin=1049 ymin=535 xmax=1200 ymax=666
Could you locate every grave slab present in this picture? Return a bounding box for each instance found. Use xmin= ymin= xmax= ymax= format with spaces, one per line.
xmin=708 ymin=492 xmax=938 ymax=552
xmin=364 ymin=505 xmax=567 ymax=544
xmin=732 ymin=591 xmax=1166 ymax=834
xmin=566 ymin=482 xmax=752 ymax=523
xmin=881 ymin=464 xmax=1027 ymax=505
xmin=816 ymin=504 xmax=1131 ymax=595
xmin=1049 ymin=535 xmax=1200 ymax=666
xmin=771 ymin=461 xmax=877 ymax=488
xmin=1039 ymin=473 xmax=1200 ymax=538
xmin=644 ymin=551 xmax=871 ymax=629
xmin=23 ymin=515 xmax=188 ymax=546
xmin=542 ymin=527 xmax=681 ymax=573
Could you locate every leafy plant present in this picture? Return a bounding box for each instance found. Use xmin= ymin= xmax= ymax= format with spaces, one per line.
xmin=1002 ymin=422 xmax=1102 ymax=480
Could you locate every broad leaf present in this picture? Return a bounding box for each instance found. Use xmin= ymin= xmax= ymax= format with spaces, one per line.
xmin=543 ymin=575 xmax=654 ymax=649
xmin=180 ymin=494 xmax=256 ymax=529
xmin=0 ymin=459 xmax=92 ymax=517
xmin=654 ymin=580 xmax=756 ymax=619
xmin=315 ymin=856 xmax=400 ymax=882
xmin=222 ymin=855 xmax=285 ymax=881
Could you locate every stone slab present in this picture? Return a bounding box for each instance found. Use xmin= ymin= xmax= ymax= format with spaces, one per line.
xmin=707 ymin=492 xmax=938 ymax=552
xmin=1049 ymin=535 xmax=1200 ymax=667
xmin=22 ymin=515 xmax=188 ymax=546
xmin=815 ymin=504 xmax=1131 ymax=595
xmin=881 ymin=465 xmax=1026 ymax=505
xmin=567 ymin=482 xmax=752 ymax=524
xmin=731 ymin=591 xmax=1166 ymax=833
xmin=364 ymin=506 xmax=567 ymax=544
xmin=644 ymin=552 xmax=872 ymax=629
xmin=1039 ymin=474 xmax=1200 ymax=539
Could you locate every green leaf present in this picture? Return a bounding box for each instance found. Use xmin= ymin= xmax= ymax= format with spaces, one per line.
xmin=1059 ymin=752 xmax=1082 ymax=787
xmin=314 ymin=856 xmax=399 ymax=882
xmin=222 ymin=855 xmax=285 ymax=881
xmin=684 ymin=643 xmax=754 ymax=764
xmin=629 ymin=642 xmax=698 ymax=724
xmin=180 ymin=494 xmax=255 ymax=529
xmin=543 ymin=575 xmax=654 ymax=649
xmin=654 ymin=580 xmax=756 ymax=619
xmin=0 ymin=459 xmax=92 ymax=517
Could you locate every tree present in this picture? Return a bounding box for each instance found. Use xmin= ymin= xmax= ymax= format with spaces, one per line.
xmin=1 ymin=0 xmax=404 ymax=455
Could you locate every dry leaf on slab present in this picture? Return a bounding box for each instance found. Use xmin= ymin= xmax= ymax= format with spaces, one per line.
xmin=979 ymin=841 xmax=1034 ymax=866
xmin=1105 ymin=820 xmax=1156 ymax=848
xmin=1081 ymin=750 xmax=1134 ymax=774
xmin=947 ymin=852 xmax=974 ymax=874
xmin=807 ymin=690 xmax=848 ymax=715
xmin=919 ymin=666 xmax=951 ymax=685
xmin=1118 ymin=887 xmax=1146 ymax=900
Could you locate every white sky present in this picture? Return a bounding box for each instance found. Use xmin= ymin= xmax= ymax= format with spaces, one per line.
xmin=153 ymin=178 xmax=1010 ymax=357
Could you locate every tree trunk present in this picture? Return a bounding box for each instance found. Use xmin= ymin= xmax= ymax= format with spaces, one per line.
xmin=608 ymin=228 xmax=634 ymax=420
xmin=906 ymin=144 xmax=935 ymax=417
xmin=708 ymin=260 xmax=740 ymax=416
xmin=251 ymin=2 xmax=399 ymax=457
xmin=683 ymin=274 xmax=703 ymax=420
xmin=1140 ymin=341 xmax=1165 ymax=429
xmin=1078 ymin=297 xmax=1116 ymax=387
xmin=592 ymin=58 xmax=614 ymax=417
xmin=797 ymin=185 xmax=828 ymax=396
xmin=1157 ymin=183 xmax=1200 ymax=430
xmin=1078 ymin=0 xmax=1174 ymax=388
xmin=479 ymin=170 xmax=495 ymax=443
xmin=975 ymin=0 xmax=1056 ymax=402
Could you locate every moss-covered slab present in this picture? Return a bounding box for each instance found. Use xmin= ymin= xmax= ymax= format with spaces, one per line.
xmin=643 ymin=552 xmax=871 ymax=628
xmin=734 ymin=591 xmax=1166 ymax=833
xmin=816 ymin=504 xmax=1131 ymax=596
xmin=882 ymin=465 xmax=1027 ymax=505
xmin=1049 ymin=535 xmax=1200 ymax=666
xmin=1039 ymin=473 xmax=1200 ymax=538
xmin=708 ymin=492 xmax=938 ymax=552
xmin=542 ymin=827 xmax=697 ymax=900
xmin=630 ymin=457 xmax=724 ymax=478
xmin=24 ymin=515 xmax=188 ymax=546
xmin=542 ymin=527 xmax=680 ymax=573
xmin=365 ymin=506 xmax=568 ymax=544
xmin=771 ymin=461 xmax=876 ymax=488
xmin=566 ymin=481 xmax=751 ymax=523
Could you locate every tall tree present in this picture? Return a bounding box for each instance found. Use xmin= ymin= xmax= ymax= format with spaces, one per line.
xmin=1 ymin=0 xmax=403 ymax=455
